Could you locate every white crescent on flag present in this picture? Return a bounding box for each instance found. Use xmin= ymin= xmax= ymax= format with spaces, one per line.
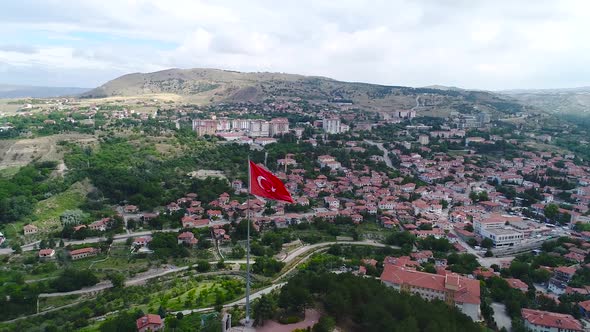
xmin=257 ymin=175 xmax=276 ymax=192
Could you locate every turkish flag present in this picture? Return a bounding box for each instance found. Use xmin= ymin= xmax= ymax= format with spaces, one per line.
xmin=249 ymin=160 xmax=294 ymax=203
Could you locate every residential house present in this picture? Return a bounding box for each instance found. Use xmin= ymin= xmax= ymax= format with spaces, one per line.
xmin=23 ymin=224 xmax=38 ymax=235
xmin=579 ymin=299 xmax=590 ymax=319
xmin=38 ymin=249 xmax=55 ymax=261
xmin=549 ymin=266 xmax=577 ymax=295
xmin=213 ymin=228 xmax=231 ymax=243
xmin=89 ymin=218 xmax=110 ymax=231
xmin=324 ymin=196 xmax=340 ymax=210
xmin=182 ymin=216 xmax=209 ymax=228
xmin=133 ymin=237 xmax=152 ymax=247
xmin=207 ymin=210 xmax=222 ymax=220
xmin=521 ymin=308 xmax=583 ymax=332
xmin=505 ymin=278 xmax=528 ymax=292
xmin=411 ymin=250 xmax=433 ymax=264
xmin=136 ymin=314 xmax=165 ymax=332
xmin=177 ymin=232 xmax=198 ymax=247
xmin=124 ymin=205 xmax=139 ymax=213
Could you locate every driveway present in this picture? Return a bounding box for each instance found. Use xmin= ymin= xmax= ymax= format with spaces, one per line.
xmin=491 ymin=302 xmax=512 ymax=331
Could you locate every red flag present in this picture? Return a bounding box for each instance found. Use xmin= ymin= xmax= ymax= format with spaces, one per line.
xmin=249 ymin=160 xmax=294 ymax=203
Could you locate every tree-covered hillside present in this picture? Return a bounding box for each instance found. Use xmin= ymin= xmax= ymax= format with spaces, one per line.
xmin=274 ymin=272 xmax=485 ymax=332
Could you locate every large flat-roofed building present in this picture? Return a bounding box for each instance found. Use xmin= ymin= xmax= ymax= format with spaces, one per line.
xmin=380 ymin=264 xmax=481 ymax=321
xmin=480 ymin=227 xmax=524 ymax=247
xmin=474 ymin=214 xmax=526 ymax=247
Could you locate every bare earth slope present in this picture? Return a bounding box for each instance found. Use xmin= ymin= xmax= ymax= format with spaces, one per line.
xmin=81 ymin=68 xmax=524 ymax=116
xmin=500 ymin=87 xmax=590 ymax=115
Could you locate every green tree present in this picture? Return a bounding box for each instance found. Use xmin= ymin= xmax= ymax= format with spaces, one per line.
xmin=544 ymin=204 xmax=559 ymax=221
xmin=158 ymin=305 xmax=166 ymax=318
xmin=99 ymin=311 xmax=137 ymax=332
xmin=166 ymin=316 xmax=179 ymax=331
xmin=196 ymin=260 xmax=211 ymax=272
xmin=279 ymin=284 xmax=311 ymax=313
xmin=313 ymin=316 xmax=336 ymax=332
xmin=231 ymin=245 xmax=245 ymax=259
xmin=253 ymin=294 xmax=276 ymax=326
xmin=11 ymin=243 xmax=22 ymax=254
xmin=108 ymin=272 xmax=126 ymax=289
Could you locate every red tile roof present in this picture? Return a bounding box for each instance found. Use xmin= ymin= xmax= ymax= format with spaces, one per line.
xmin=136 ymin=314 xmax=163 ymax=330
xmin=38 ymin=249 xmax=54 ymax=256
xmin=579 ymin=299 xmax=590 ymax=312
xmin=505 ymin=278 xmax=528 ymax=291
xmin=380 ymin=264 xmax=480 ymax=304
xmin=521 ymin=308 xmax=583 ymax=331
xmin=70 ymin=247 xmax=97 ymax=255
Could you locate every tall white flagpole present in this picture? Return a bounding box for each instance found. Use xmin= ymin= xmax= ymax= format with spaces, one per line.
xmin=245 ymin=156 xmax=252 ymax=325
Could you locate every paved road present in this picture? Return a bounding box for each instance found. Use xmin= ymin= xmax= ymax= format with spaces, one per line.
xmin=449 ymin=229 xmax=515 ymax=268
xmin=491 ymin=302 xmax=512 ymax=331
xmin=364 ymin=140 xmax=395 ymax=169
xmin=174 ymin=241 xmax=398 ymax=315
xmin=281 ymin=240 xmax=395 ymax=263
xmin=34 ymin=240 xmax=394 ymax=299
xmin=0 ymin=221 xmax=231 ymax=255
xmin=411 ymin=95 xmax=420 ymax=111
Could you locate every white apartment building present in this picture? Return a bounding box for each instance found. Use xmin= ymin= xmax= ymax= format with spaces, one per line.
xmin=323 ymin=118 xmax=341 ymax=134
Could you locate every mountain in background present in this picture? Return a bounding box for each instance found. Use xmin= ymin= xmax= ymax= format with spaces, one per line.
xmin=0 ymin=84 xmax=90 ymax=98
xmin=81 ymin=68 xmax=525 ymax=117
xmin=499 ymin=87 xmax=590 ymax=115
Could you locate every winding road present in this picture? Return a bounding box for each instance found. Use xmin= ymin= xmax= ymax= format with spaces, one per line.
xmin=35 ymin=240 xmax=395 ymax=298
xmin=364 ymin=140 xmax=395 ymax=169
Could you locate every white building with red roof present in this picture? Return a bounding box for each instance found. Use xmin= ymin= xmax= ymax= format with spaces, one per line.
xmin=177 ymin=232 xmax=198 ymax=247
xmin=380 ymin=264 xmax=481 ymax=321
xmin=69 ymin=247 xmax=99 ymax=260
xmin=182 ymin=216 xmax=209 ymax=228
xmin=38 ymin=249 xmax=55 ymax=260
xmin=136 ymin=314 xmax=164 ymax=332
xmin=89 ymin=218 xmax=110 ymax=231
xmin=521 ymin=308 xmax=583 ymax=332
xmin=132 ymin=236 xmax=151 ymax=247
xmin=505 ymin=278 xmax=528 ymax=292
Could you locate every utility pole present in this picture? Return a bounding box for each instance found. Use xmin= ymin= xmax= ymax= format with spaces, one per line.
xmin=245 ymin=158 xmax=252 ymax=326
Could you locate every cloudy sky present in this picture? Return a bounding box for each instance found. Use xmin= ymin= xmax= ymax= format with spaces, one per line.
xmin=1 ymin=0 xmax=588 ymax=90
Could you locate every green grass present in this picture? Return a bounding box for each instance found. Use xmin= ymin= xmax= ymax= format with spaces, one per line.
xmin=3 ymin=180 xmax=91 ymax=242
xmin=30 ymin=180 xmax=92 ymax=233
xmin=77 ymin=323 xmax=101 ymax=332
xmin=39 ymin=294 xmax=82 ymax=312
xmin=0 ymin=166 xmax=21 ymax=178
xmin=149 ymin=277 xmax=245 ymax=312
xmin=358 ymin=221 xmax=395 ymax=240
xmin=70 ymin=246 xmax=151 ymax=278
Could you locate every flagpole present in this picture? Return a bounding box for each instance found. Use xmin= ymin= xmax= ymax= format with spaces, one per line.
xmin=245 ymin=156 xmax=252 ymax=325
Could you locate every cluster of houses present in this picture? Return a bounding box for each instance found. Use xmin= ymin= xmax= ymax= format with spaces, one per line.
xmin=15 ymin=103 xmax=590 ymax=330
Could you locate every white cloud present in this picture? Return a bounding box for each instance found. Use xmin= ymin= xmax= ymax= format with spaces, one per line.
xmin=0 ymin=0 xmax=588 ymax=89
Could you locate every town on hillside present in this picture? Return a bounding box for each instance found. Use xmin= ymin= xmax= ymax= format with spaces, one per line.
xmin=1 ymin=93 xmax=590 ymax=332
